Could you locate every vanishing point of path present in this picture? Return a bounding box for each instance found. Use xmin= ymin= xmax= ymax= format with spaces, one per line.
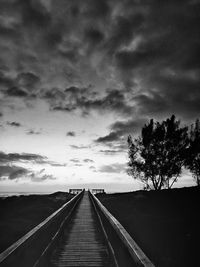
xmin=50 ymin=191 xmax=111 ymax=267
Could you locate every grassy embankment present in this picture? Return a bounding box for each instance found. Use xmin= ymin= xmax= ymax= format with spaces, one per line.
xmin=97 ymin=186 xmax=200 ymax=267
xmin=0 ymin=192 xmax=74 ymax=253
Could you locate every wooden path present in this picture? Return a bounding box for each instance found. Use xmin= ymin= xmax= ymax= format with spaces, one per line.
xmin=50 ymin=191 xmax=110 ymax=267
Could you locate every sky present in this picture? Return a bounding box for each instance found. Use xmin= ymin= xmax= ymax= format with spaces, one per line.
xmin=0 ymin=0 xmax=199 ymax=193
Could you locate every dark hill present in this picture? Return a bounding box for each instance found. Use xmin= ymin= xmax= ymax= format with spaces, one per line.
xmin=0 ymin=192 xmax=73 ymax=253
xmin=97 ymin=186 xmax=200 ymax=267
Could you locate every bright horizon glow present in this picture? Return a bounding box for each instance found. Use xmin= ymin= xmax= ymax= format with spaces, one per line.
xmin=0 ymin=100 xmax=196 ymax=192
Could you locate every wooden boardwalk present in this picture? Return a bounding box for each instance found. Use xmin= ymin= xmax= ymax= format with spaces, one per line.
xmin=50 ymin=191 xmax=110 ymax=267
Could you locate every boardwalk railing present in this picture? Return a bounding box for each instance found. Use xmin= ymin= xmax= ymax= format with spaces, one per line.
xmin=0 ymin=190 xmax=156 ymax=267
xmin=89 ymin=191 xmax=155 ymax=267
xmin=0 ymin=190 xmax=84 ymax=267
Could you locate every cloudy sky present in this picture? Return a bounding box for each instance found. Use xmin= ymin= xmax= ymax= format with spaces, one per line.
xmin=0 ymin=0 xmax=199 ymax=192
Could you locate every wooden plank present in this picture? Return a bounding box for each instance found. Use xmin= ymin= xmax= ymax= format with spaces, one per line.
xmin=50 ymin=191 xmax=109 ymax=267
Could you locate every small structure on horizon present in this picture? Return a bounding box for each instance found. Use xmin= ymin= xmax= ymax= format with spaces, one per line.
xmin=69 ymin=189 xmax=82 ymax=194
xmin=92 ymin=189 xmax=105 ymax=194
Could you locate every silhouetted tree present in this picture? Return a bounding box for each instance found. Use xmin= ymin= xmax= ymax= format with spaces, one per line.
xmin=127 ymin=115 xmax=188 ymax=190
xmin=185 ymin=119 xmax=200 ymax=186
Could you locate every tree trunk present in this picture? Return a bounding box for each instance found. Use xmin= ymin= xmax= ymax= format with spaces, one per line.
xmin=169 ymin=176 xmax=178 ymax=189
xmin=196 ymin=175 xmax=200 ymax=187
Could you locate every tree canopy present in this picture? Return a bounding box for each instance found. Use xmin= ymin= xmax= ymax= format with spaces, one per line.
xmin=127 ymin=115 xmax=189 ymax=190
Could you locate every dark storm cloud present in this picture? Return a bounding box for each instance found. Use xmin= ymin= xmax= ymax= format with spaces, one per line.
xmin=7 ymin=121 xmax=22 ymax=127
xmin=69 ymin=158 xmax=83 ymax=166
xmin=99 ymin=163 xmax=126 ymax=174
xmin=0 ymin=164 xmax=56 ymax=181
xmin=59 ymin=49 xmax=78 ymax=63
xmin=106 ymin=13 xmax=144 ymax=55
xmin=51 ymin=86 xmax=89 ymax=113
xmin=133 ymin=92 xmax=169 ymax=115
xmin=113 ymin=0 xmax=200 ymax=67
xmin=27 ymin=129 xmax=41 ymax=135
xmin=29 ymin=169 xmax=56 ymax=182
xmin=83 ymin=159 xmax=94 ymax=163
xmin=19 ymin=0 xmax=51 ymax=28
xmin=0 ymin=151 xmax=65 ymax=167
xmin=0 ymin=21 xmax=19 ymax=40
xmin=49 ymin=163 xmax=67 ymax=167
xmin=0 ymin=0 xmax=63 ymax=90
xmin=52 ymin=86 xmax=134 ymax=116
xmin=115 ymin=48 xmax=162 ymax=71
xmin=31 ymin=173 xmax=56 ymax=182
xmin=83 ymin=0 xmax=111 ymax=19
xmin=70 ymin=158 xmax=80 ymax=163
xmin=17 ymin=72 xmax=40 ymax=92
xmin=42 ymin=88 xmax=67 ymax=107
xmin=111 ymin=0 xmax=200 ymax=118
xmin=0 ymin=0 xmax=200 ymax=121
xmin=132 ymin=72 xmax=200 ymax=119
xmin=80 ymin=89 xmax=132 ymax=116
xmin=0 ymin=70 xmax=40 ymax=98
xmin=66 ymin=131 xmax=76 ymax=137
xmin=45 ymin=24 xmax=64 ymax=49
xmin=0 ymin=151 xmax=47 ymax=164
xmin=95 ymin=118 xmax=146 ymax=146
xmin=111 ymin=118 xmax=146 ymax=135
xmin=9 ymin=168 xmax=29 ymax=180
xmin=0 ymin=71 xmax=14 ymax=89
xmin=0 ymin=165 xmax=29 ymax=180
xmin=6 ymin=87 xmax=28 ymax=97
xmin=0 ymin=0 xmax=52 ymax=50
xmin=48 ymin=0 xmax=200 ymax=119
xmin=53 ymin=106 xmax=76 ymax=112
xmin=84 ymin=27 xmax=104 ymax=46
xmin=96 ymin=132 xmax=119 ymax=144
xmin=152 ymin=74 xmax=200 ymax=118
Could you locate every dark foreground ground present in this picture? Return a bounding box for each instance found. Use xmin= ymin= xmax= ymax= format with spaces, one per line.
xmin=98 ymin=186 xmax=200 ymax=267
xmin=0 ymin=192 xmax=73 ymax=253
